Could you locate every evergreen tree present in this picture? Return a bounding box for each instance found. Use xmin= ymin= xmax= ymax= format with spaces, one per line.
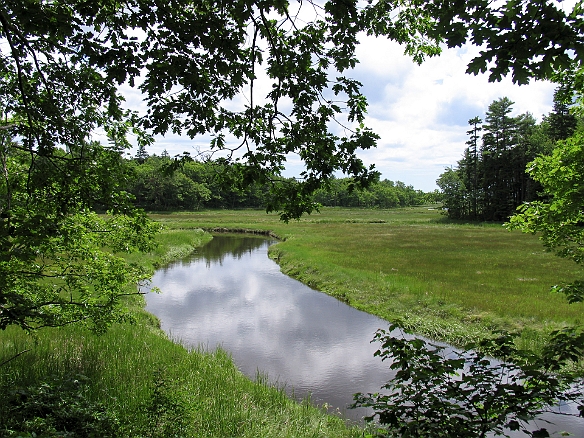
xmin=464 ymin=116 xmax=482 ymax=219
xmin=440 ymin=97 xmax=555 ymax=222
xmin=135 ymin=144 xmax=149 ymax=164
xmin=546 ymin=86 xmax=579 ymax=142
xmin=510 ymin=113 xmax=537 ymax=207
xmin=481 ymin=97 xmax=518 ymax=221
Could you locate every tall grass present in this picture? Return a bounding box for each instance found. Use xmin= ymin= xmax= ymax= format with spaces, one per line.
xmin=0 ymin=225 xmax=366 ymax=437
xmin=122 ymin=228 xmax=213 ymax=269
xmin=1 ymin=321 xmax=364 ymax=437
xmin=150 ymin=207 xmax=584 ymax=347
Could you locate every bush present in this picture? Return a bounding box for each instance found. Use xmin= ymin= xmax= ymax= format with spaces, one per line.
xmin=352 ymin=324 xmax=584 ymax=438
xmin=0 ymin=375 xmax=119 ymax=437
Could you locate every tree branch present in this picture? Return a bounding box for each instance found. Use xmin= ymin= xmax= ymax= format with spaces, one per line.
xmin=0 ymin=349 xmax=31 ymax=367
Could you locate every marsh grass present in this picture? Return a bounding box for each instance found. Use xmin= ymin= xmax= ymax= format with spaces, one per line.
xmin=122 ymin=228 xmax=213 ymax=270
xmin=0 ymin=225 xmax=364 ymax=437
xmin=151 ymin=207 xmax=584 ymax=347
xmin=1 ymin=320 xmax=364 ymax=437
xmin=3 ymin=206 xmax=582 ymax=436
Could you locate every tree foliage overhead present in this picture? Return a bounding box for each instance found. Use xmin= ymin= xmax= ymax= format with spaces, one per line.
xmin=3 ymin=0 xmax=584 ymax=218
xmin=1 ymin=0 xmax=583 ymax=331
xmin=421 ymin=0 xmax=584 ymax=84
xmin=0 ymin=134 xmax=160 ymax=332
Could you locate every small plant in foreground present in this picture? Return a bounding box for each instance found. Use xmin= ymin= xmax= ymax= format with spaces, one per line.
xmin=352 ymin=323 xmax=584 ymax=438
xmin=0 ymin=374 xmax=119 ymax=437
xmin=140 ymin=368 xmax=189 ymax=438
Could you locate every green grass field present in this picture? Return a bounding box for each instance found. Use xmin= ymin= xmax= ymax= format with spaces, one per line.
xmin=0 ymin=228 xmax=367 ymax=437
xmin=2 ymin=206 xmax=582 ymax=436
xmin=151 ymin=207 xmax=584 ymax=347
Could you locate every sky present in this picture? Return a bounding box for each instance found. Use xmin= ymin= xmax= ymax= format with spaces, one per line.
xmin=120 ymin=14 xmax=560 ymax=193
xmin=349 ymin=39 xmax=557 ymax=192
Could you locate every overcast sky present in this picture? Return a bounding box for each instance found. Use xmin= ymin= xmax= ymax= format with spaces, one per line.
xmin=125 ymin=29 xmax=558 ymax=193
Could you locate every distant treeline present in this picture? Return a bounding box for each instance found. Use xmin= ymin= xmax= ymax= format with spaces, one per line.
xmin=437 ymin=91 xmax=580 ymax=221
xmin=124 ymin=154 xmax=433 ymax=211
xmin=311 ymin=178 xmax=431 ymax=208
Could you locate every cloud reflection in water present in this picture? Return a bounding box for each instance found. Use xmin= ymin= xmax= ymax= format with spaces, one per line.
xmin=145 ymin=235 xmax=390 ymax=420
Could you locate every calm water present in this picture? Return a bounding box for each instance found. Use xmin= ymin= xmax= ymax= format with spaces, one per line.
xmin=145 ymin=235 xmax=584 ymax=433
xmin=145 ymin=235 xmax=390 ymax=420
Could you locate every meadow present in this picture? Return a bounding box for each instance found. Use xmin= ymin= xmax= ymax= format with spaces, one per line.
xmin=151 ymin=207 xmax=584 ymax=348
xmin=0 ymin=229 xmax=367 ymax=437
xmin=2 ymin=206 xmax=582 ymax=436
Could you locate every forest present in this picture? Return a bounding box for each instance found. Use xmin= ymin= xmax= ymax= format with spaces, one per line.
xmin=126 ymin=153 xmax=429 ymax=211
xmin=438 ymin=90 xmax=579 ymax=221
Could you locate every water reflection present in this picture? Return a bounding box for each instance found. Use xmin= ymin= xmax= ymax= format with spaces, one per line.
xmin=146 ymin=235 xmax=584 ymax=434
xmin=146 ymin=235 xmax=390 ymax=420
xmin=197 ymin=234 xmax=267 ymax=265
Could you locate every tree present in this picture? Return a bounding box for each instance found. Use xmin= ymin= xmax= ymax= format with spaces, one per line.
xmin=1 ymin=0 xmax=583 ymax=331
xmin=127 ymin=155 xmax=213 ymax=210
xmin=374 ymin=181 xmax=401 ymax=209
xmin=416 ymin=0 xmax=584 ymax=84
xmin=440 ymin=98 xmax=553 ymax=222
xmin=464 ymin=116 xmax=482 ymax=219
xmin=510 ymin=112 xmax=539 ymax=206
xmin=353 ymin=325 xmax=584 ymax=438
xmin=480 ymin=97 xmax=518 ymax=220
xmin=546 ymin=86 xmax=579 ymax=142
xmin=0 ymin=131 xmax=160 ymax=332
xmin=436 ymin=167 xmax=468 ymax=219
xmin=135 ymin=144 xmax=149 ymax=164
xmin=507 ymin=129 xmax=584 ymax=303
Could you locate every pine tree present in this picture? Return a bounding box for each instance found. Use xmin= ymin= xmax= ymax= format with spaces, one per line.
xmin=481 ymin=97 xmax=518 ymax=221
xmin=465 ymin=116 xmax=482 ymax=219
xmin=546 ymin=86 xmax=578 ymax=142
xmin=135 ymin=144 xmax=149 ymax=164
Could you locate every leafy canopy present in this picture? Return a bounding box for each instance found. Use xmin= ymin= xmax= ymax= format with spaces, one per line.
xmin=3 ymin=0 xmax=584 ymax=218
xmin=2 ymin=0 xmax=583 ymax=332
xmin=507 ymin=128 xmax=584 ymax=303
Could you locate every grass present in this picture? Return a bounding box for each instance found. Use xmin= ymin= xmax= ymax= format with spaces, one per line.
xmin=0 ymin=226 xmax=367 ymax=437
xmin=122 ymin=227 xmax=213 ymax=269
xmin=150 ymin=207 xmax=584 ymax=348
xmin=2 ymin=206 xmax=582 ymax=436
xmin=1 ymin=323 xmax=366 ymax=437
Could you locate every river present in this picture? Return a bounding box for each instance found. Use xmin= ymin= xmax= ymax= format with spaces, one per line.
xmin=145 ymin=234 xmax=584 ymax=435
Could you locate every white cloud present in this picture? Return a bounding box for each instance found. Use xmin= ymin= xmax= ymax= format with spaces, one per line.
xmin=349 ymin=36 xmax=556 ymax=191
xmin=122 ymin=21 xmax=557 ymax=193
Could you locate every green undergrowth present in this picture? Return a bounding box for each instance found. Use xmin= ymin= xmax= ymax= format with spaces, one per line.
xmin=0 ymin=322 xmax=365 ymax=437
xmin=0 ymin=226 xmax=365 ymax=437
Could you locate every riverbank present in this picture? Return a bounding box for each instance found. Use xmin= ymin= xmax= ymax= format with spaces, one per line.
xmin=3 ymin=206 xmax=582 ymax=435
xmin=0 ymin=228 xmax=366 ymax=437
xmin=150 ymin=207 xmax=584 ymax=350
